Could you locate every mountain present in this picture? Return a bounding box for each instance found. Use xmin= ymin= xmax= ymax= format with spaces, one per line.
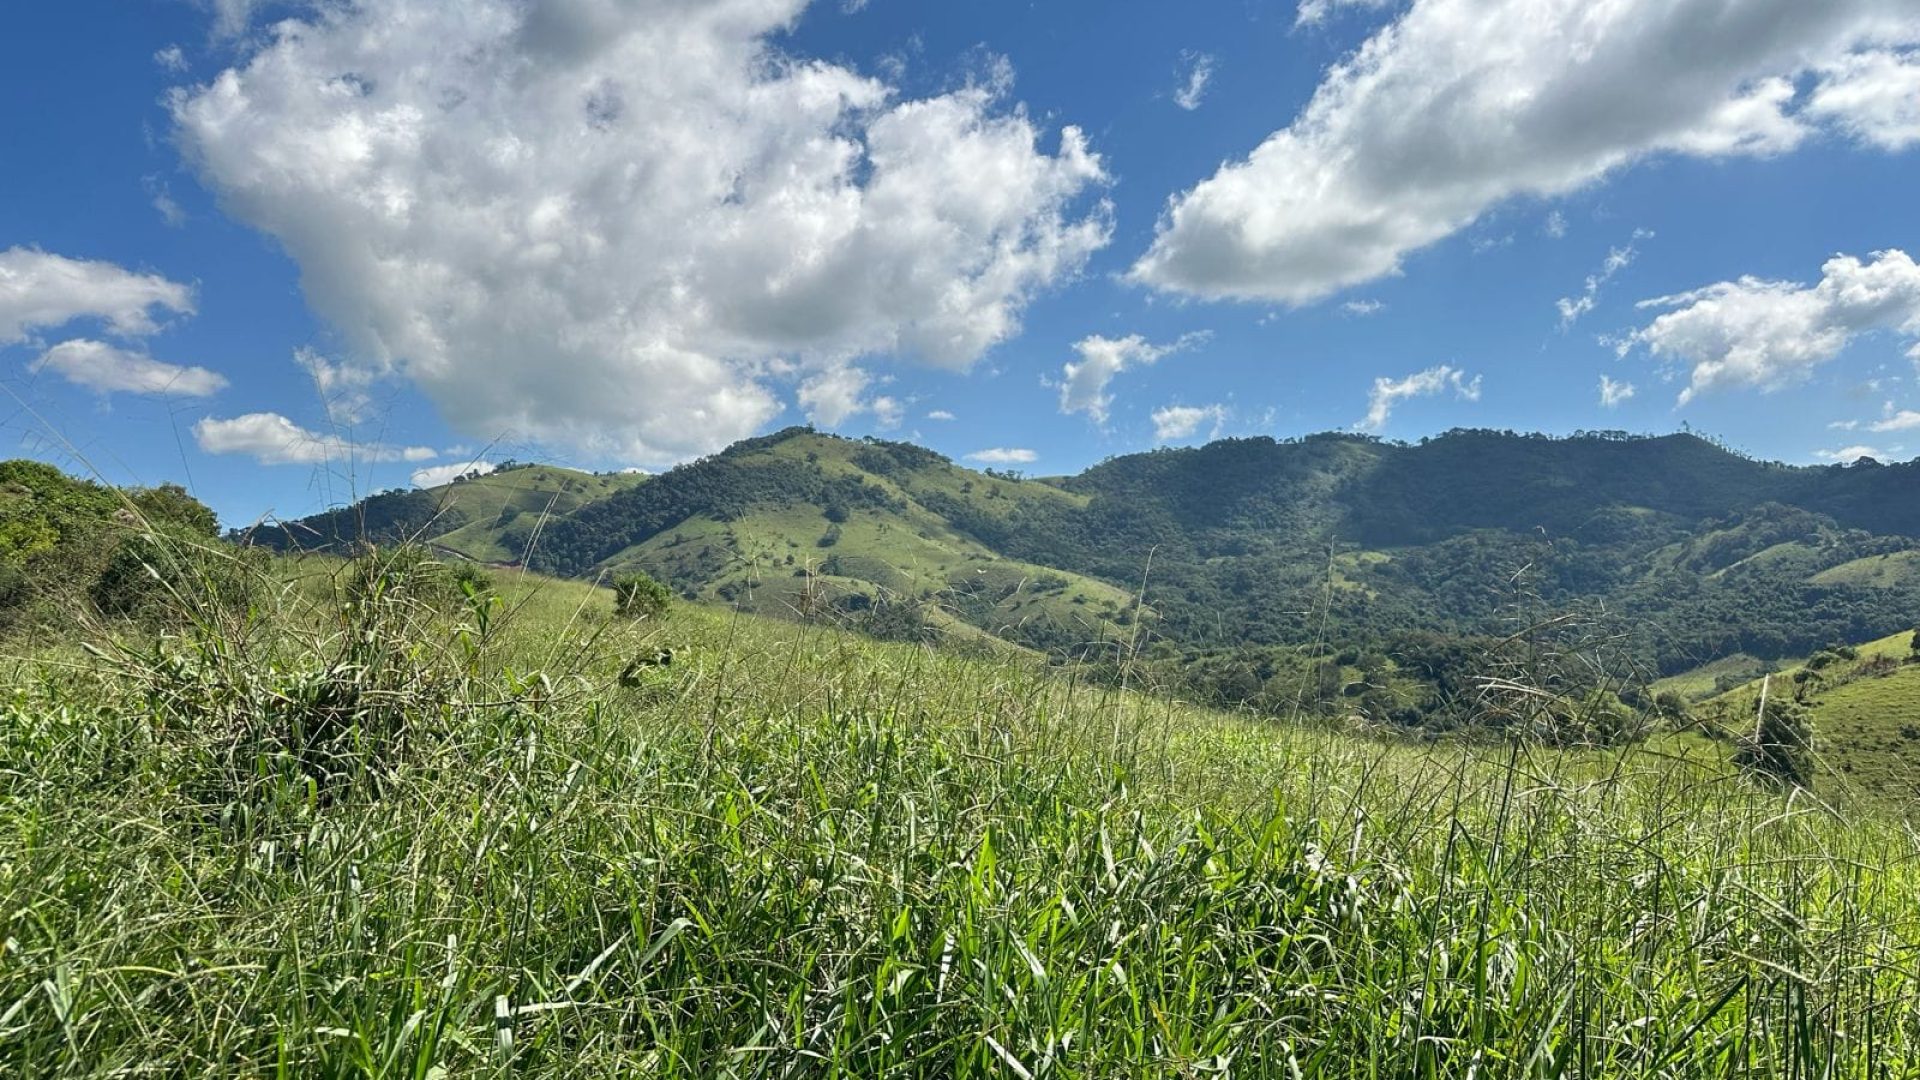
xmin=242 ymin=426 xmax=1920 ymax=681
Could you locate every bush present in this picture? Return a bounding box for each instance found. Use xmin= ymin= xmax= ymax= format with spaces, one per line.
xmin=88 ymin=529 xmax=259 ymax=624
xmin=614 ymin=571 xmax=672 ymax=620
xmin=344 ymin=544 xmax=492 ymax=613
xmin=1735 ymin=693 xmax=1814 ymax=788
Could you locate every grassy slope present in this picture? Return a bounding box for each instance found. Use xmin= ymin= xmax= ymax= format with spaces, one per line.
xmin=1677 ymin=630 xmax=1920 ymax=808
xmin=422 ymin=465 xmax=647 ymax=563
xmin=5 ymin=562 xmax=1920 ymax=1074
xmin=585 ymin=433 xmax=1139 ymax=649
xmin=1811 ymin=549 xmax=1920 ymax=587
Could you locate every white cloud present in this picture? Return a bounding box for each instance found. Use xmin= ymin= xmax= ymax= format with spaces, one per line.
xmin=870 ymin=394 xmax=904 ymax=430
xmin=154 ymin=45 xmax=188 ymax=73
xmin=1598 ymin=374 xmax=1636 ymax=408
xmin=1358 ymin=364 xmax=1480 ymax=431
xmin=1813 ymin=444 xmax=1890 ymax=462
xmin=30 ymin=338 xmax=227 ymax=397
xmin=172 ymin=0 xmax=1110 ymax=466
xmin=797 ymin=365 xmax=873 ymax=428
xmin=1151 ymin=403 xmax=1228 ymax=442
xmin=1132 ymin=0 xmax=1920 ymax=304
xmin=412 ymin=460 xmax=496 ymax=488
xmin=1341 ymin=299 xmax=1385 ymax=316
xmin=194 ymin=412 xmax=436 ymax=466
xmin=966 ymin=447 xmax=1037 ymax=465
xmin=925 ymin=409 xmax=956 ymax=421
xmin=295 ymin=348 xmax=378 ymax=424
xmin=1296 ymin=0 xmax=1395 ymax=28
xmin=0 ymin=247 xmax=194 ymax=344
xmin=1058 ymin=331 xmax=1206 ymax=425
xmin=1557 ymin=229 xmax=1652 ymax=328
xmin=211 ymin=0 xmax=262 ymax=38
xmin=151 ymin=190 xmax=186 ymax=228
xmin=1833 ymin=403 xmax=1920 ymax=432
xmin=1622 ymin=249 xmax=1920 ymax=404
xmin=1808 ymin=48 xmax=1920 ymax=150
xmin=1173 ymin=52 xmax=1215 ymax=111
xmin=1543 ymin=210 xmax=1568 ymax=239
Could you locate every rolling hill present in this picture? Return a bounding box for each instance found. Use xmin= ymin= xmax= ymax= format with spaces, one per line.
xmin=241 ymin=426 xmax=1920 ymax=685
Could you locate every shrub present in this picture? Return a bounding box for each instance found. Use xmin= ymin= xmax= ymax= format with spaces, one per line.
xmin=1735 ymin=691 xmax=1814 ymax=788
xmin=344 ymin=544 xmax=491 ymax=613
xmin=614 ymin=570 xmax=672 ymax=620
xmin=88 ymin=529 xmax=259 ymax=624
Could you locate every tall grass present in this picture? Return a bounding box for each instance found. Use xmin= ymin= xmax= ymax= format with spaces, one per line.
xmin=3 ymin=550 xmax=1919 ymax=1076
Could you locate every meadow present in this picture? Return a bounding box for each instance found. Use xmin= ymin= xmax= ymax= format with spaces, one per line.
xmin=4 ymin=546 xmax=1920 ymax=1077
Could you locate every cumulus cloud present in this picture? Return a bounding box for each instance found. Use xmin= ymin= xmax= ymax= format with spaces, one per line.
xmin=1557 ymin=229 xmax=1652 ymax=328
xmin=154 ymin=45 xmax=188 ymax=73
xmin=1342 ymin=299 xmax=1385 ymax=316
xmin=1813 ymin=444 xmax=1891 ymax=462
xmin=1543 ymin=210 xmax=1568 ymax=239
xmin=1807 ymin=48 xmax=1920 ymax=150
xmin=1133 ymin=0 xmax=1920 ymax=304
xmin=1598 ymin=374 xmax=1636 ymax=408
xmin=1834 ymin=403 xmax=1920 ymax=432
xmin=1058 ymin=332 xmax=1206 ymax=425
xmin=1151 ymin=403 xmax=1227 ymax=442
xmin=925 ymin=409 xmax=956 ymax=421
xmin=30 ymin=339 xmax=226 ymax=397
xmin=171 ymin=0 xmax=1110 ymax=466
xmin=0 ymin=247 xmax=194 ymax=344
xmin=1621 ymin=249 xmax=1920 ymax=404
xmin=798 ymin=365 xmax=874 ymax=428
xmin=412 ymin=459 xmax=496 ymax=488
xmin=966 ymin=447 xmax=1037 ymax=465
xmin=1173 ymin=52 xmax=1214 ymax=111
xmin=1870 ymin=409 xmax=1920 ymax=431
xmin=1358 ymin=364 xmax=1480 ymax=431
xmin=194 ymin=412 xmax=436 ymax=466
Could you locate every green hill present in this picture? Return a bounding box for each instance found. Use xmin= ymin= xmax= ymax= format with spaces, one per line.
xmin=1676 ymin=630 xmax=1920 ymax=807
xmin=247 ymin=427 xmax=1920 ymax=709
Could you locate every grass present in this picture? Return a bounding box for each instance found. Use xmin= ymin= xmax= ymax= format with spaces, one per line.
xmin=1686 ymin=630 xmax=1920 ymax=810
xmin=1650 ymin=652 xmax=1798 ymax=702
xmin=594 ymin=468 xmax=1138 ymax=649
xmin=1809 ymin=550 xmax=1920 ymax=588
xmin=5 ymin=554 xmax=1920 ymax=1075
xmin=424 ymin=466 xmax=648 ymax=564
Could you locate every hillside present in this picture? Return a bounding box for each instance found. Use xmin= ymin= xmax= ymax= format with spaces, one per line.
xmin=6 ymin=549 xmax=1920 ymax=1074
xmin=247 ymin=427 xmax=1920 ymax=698
xmin=243 ymin=463 xmax=647 ymax=563
xmin=1671 ymin=630 xmax=1920 ymax=808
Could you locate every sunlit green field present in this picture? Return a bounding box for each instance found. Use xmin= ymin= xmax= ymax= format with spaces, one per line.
xmin=4 ymin=557 xmax=1920 ymax=1076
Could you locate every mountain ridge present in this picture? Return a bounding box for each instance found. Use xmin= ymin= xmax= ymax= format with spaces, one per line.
xmin=240 ymin=426 xmax=1920 ymax=680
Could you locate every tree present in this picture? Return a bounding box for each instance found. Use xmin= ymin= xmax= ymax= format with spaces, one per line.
xmin=614 ymin=571 xmax=672 ymax=620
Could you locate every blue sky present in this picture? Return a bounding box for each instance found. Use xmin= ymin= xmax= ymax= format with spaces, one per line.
xmin=3 ymin=0 xmax=1918 ymax=528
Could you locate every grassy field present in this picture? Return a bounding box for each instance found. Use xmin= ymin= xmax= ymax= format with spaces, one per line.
xmin=4 ymin=553 xmax=1920 ymax=1076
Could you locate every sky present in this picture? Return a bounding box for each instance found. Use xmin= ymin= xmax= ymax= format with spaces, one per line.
xmin=2 ymin=0 xmax=1918 ymax=528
